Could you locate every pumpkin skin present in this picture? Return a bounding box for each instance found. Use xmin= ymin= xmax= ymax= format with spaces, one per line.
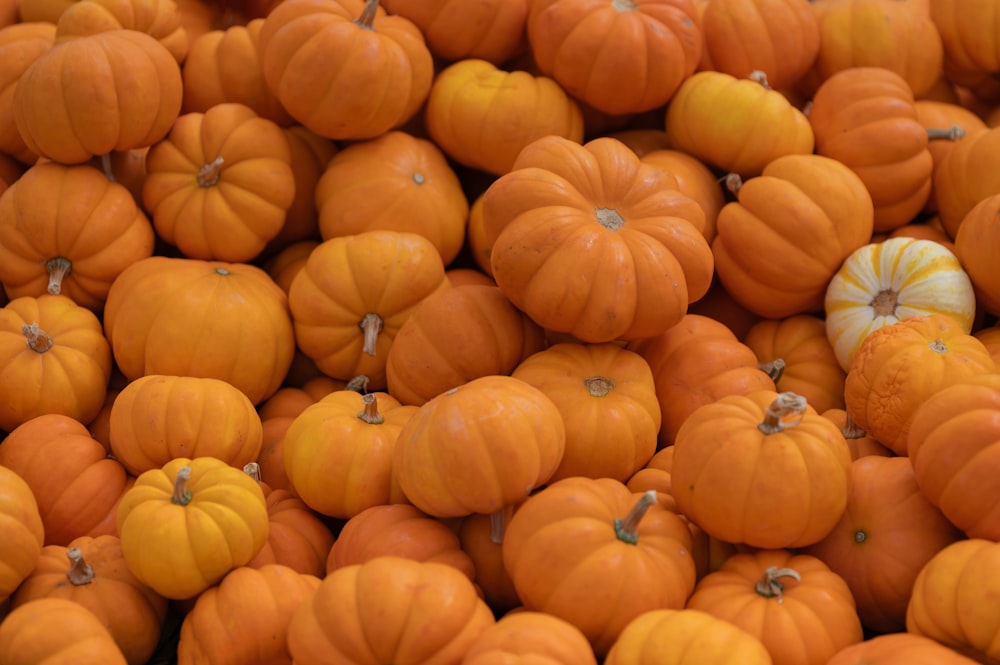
xmin=141 ymin=102 xmax=296 ymax=262
xmin=510 ymin=342 xmax=661 ymax=483
xmin=0 ymin=465 xmax=44 ymax=605
xmin=423 ymin=58 xmax=585 ymax=177
xmin=108 ymin=374 xmax=264 ymax=477
xmin=954 ymin=192 xmax=1000 ymax=315
xmin=526 ymin=0 xmax=702 ymax=116
xmin=287 ymin=230 xmax=450 ymax=390
xmin=53 ymin=0 xmax=188 ymax=63
xmin=482 ymin=135 xmax=714 ymax=343
xmin=283 ymin=390 xmax=417 ymax=519
xmin=665 ymin=70 xmax=815 ymax=177
xmin=826 ymin=632 xmax=982 ymax=665
xmin=933 ymin=126 xmax=1000 ymax=238
xmin=603 ymin=608 xmax=773 ymax=665
xmin=286 ymin=556 xmax=496 ymax=665
xmin=804 ymin=455 xmax=964 ymax=634
xmin=502 ymin=477 xmax=696 ymax=657
xmin=102 ymin=256 xmax=296 ymax=405
xmin=639 ymin=148 xmax=726 ymax=244
xmin=257 ymin=0 xmax=433 ymax=141
xmin=930 ymin=0 xmax=1000 ymax=84
xmin=463 ymin=611 xmax=599 ymax=665
xmin=907 ymin=373 xmax=1000 ymax=541
xmin=0 ymin=21 xmax=56 ymax=164
xmin=843 ymin=313 xmax=996 ymax=456
xmin=913 ymin=100 xmax=986 ymax=214
xmin=386 ymin=284 xmax=546 ymax=406
xmin=315 ymin=130 xmax=469 ymax=265
xmin=326 ymin=503 xmax=475 ymax=581
xmin=0 ymin=294 xmax=111 ymax=432
xmin=13 ymin=29 xmax=182 ymax=164
xmin=711 ymin=153 xmax=874 ymax=318
xmin=824 ymin=237 xmax=977 ymax=372
xmin=177 ymin=564 xmax=320 ymax=665
xmin=671 ymin=390 xmax=851 ymax=549
xmin=0 ymin=597 xmax=128 ymax=665
xmin=457 ymin=506 xmax=522 ymax=615
xmin=11 ymin=535 xmax=168 ymax=665
xmin=686 ymin=550 xmax=864 ymax=665
xmin=0 ymin=161 xmax=156 ymax=310
xmin=907 ymin=538 xmax=1000 ymax=663
xmin=393 ymin=375 xmax=566 ymax=518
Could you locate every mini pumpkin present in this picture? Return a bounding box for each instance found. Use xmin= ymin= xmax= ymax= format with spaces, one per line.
xmin=0 ymin=597 xmax=128 ymax=665
xmin=0 ymin=465 xmax=44 ymax=605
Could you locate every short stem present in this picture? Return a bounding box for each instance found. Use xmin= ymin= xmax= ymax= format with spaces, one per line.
xmin=489 ymin=509 xmax=507 ymax=545
xmin=99 ymin=153 xmax=116 ymax=181
xmin=749 ymin=70 xmax=771 ymax=89
xmin=841 ymin=412 xmax=866 ymax=439
xmin=65 ymin=547 xmax=95 ymax=586
xmin=926 ymin=125 xmax=965 ymax=141
xmin=197 ymin=156 xmax=225 ymax=187
xmin=595 ymin=207 xmax=625 ymax=231
xmin=358 ymin=313 xmax=384 ymax=356
xmin=22 ymin=322 xmax=53 ymax=353
xmin=755 ymin=566 xmax=801 ymax=603
xmin=354 ymin=0 xmax=379 ymax=28
xmin=758 ymin=392 xmax=807 ymax=434
xmin=614 ymin=489 xmax=657 ymax=545
xmin=357 ymin=393 xmax=384 ymax=424
xmin=724 ymin=172 xmax=743 ymax=195
xmin=243 ymin=462 xmax=262 ymax=482
xmin=870 ymin=288 xmax=898 ymax=317
xmin=345 ymin=375 xmax=370 ymax=393
xmin=172 ymin=466 xmax=193 ymax=505
xmin=583 ymin=376 xmax=615 ymax=397
xmin=46 ymin=257 xmax=72 ymax=296
xmin=759 ymin=358 xmax=786 ymax=383
xmin=929 ymin=339 xmax=948 ymax=353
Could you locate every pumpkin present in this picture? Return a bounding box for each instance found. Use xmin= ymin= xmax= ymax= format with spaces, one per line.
xmin=907 ymin=538 xmax=1000 ymax=664
xmin=257 ymin=0 xmax=433 ymax=140
xmin=930 ymin=0 xmax=1000 ymax=84
xmin=886 ymin=216 xmax=957 ymax=252
xmin=423 ymin=58 xmax=585 ymax=176
xmin=0 ymin=21 xmax=56 ymax=164
xmin=907 ymin=372 xmax=1000 ymax=541
xmin=177 ymin=564 xmax=320 ymax=665
xmin=378 ymin=0 xmax=527 ymax=64
xmin=266 ymin=125 xmax=337 ymax=254
xmin=603 ymin=608 xmax=773 ymax=665
xmin=286 ymin=556 xmax=495 ymax=664
xmin=0 ymin=465 xmax=44 ymax=605
xmin=393 ymin=374 xmax=565 ymax=518
xmin=108 ymin=374 xmax=263 ymax=476
xmin=804 ymin=456 xmax=964 ymax=634
xmin=671 ymin=390 xmax=851 ymax=549
xmin=0 ymin=294 xmax=112 ymax=431
xmin=315 ymin=130 xmax=469 ymax=265
xmin=502 ymin=478 xmax=696 ymax=657
xmin=102 ymin=256 xmax=296 ymax=405
xmin=954 ymin=192 xmax=1000 ymax=315
xmin=456 ymin=506 xmax=522 ymax=614
xmin=826 ymin=632 xmax=982 ymax=665
xmin=913 ymin=99 xmax=986 ymax=213
xmin=141 ymin=102 xmax=296 ymax=262
xmin=115 ymin=457 xmax=270 ymax=600
xmin=710 ymin=153 xmax=874 ymax=318
xmin=843 ymin=313 xmax=996 ymax=456
xmin=180 ymin=18 xmax=294 ymax=124
xmin=283 ymin=390 xmax=416 ymax=519
xmin=481 ymin=135 xmax=714 ymax=343
xmin=665 ymin=70 xmax=815 ymax=177
xmin=824 ymin=236 xmax=977 ymax=372
xmin=463 ymin=611 xmax=599 ymax=665
xmin=287 ymin=230 xmax=450 ymax=390
xmin=933 ymin=126 xmax=1000 ymax=238
xmin=510 ymin=342 xmax=661 ymax=483
xmin=326 ymin=503 xmax=475 ymax=581
xmin=526 ymin=0 xmax=702 ymax=116
xmin=743 ymin=314 xmax=847 ymax=414
xmin=0 ymin=161 xmax=156 ymax=310
xmin=386 ymin=284 xmax=546 ymax=406
xmin=53 ymin=0 xmax=188 ymax=63
xmin=686 ymin=550 xmax=863 ymax=665
xmin=13 ymin=29 xmax=182 ymax=165
xmin=11 ymin=535 xmax=168 ymax=665
xmin=629 ymin=313 xmax=776 ymax=445
xmin=263 ymin=239 xmax=320 ymax=295
xmin=0 ymin=597 xmax=128 ymax=665
xmin=639 ymin=148 xmax=726 ymax=244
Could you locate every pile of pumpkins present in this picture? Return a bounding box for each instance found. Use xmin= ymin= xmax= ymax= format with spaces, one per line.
xmin=1 ymin=0 xmax=1000 ymax=662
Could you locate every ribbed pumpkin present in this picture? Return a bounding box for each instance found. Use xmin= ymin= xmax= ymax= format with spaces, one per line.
xmin=639 ymin=148 xmax=726 ymax=244
xmin=0 ymin=597 xmax=128 ymax=665
xmin=463 ymin=611 xmax=599 ymax=665
xmin=0 ymin=21 xmax=56 ymax=164
xmin=954 ymin=191 xmax=1000 ymax=315
xmin=826 ymin=632 xmax=982 ymax=665
xmin=0 ymin=465 xmax=44 ymax=605
xmin=53 ymin=0 xmax=188 ymax=63
xmin=933 ymin=125 xmax=1000 ymax=238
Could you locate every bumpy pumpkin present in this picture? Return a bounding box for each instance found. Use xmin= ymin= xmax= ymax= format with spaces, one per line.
xmin=0 ymin=465 xmax=44 ymax=605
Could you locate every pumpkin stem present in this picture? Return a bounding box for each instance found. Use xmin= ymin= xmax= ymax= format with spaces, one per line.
xmin=489 ymin=508 xmax=508 ymax=545
xmin=172 ymin=466 xmax=193 ymax=505
xmin=595 ymin=207 xmax=625 ymax=231
xmin=723 ymin=173 xmax=744 ymax=194
xmin=611 ymin=0 xmax=637 ymax=11
xmin=345 ymin=375 xmax=370 ymax=393
xmin=99 ymin=153 xmax=116 ymax=182
xmin=46 ymin=257 xmax=72 ymax=296
xmin=65 ymin=547 xmax=95 ymax=586
xmin=758 ymin=392 xmax=807 ymax=434
xmin=929 ymin=339 xmax=948 ymax=353
xmin=926 ymin=125 xmax=965 ymax=142
xmin=584 ymin=376 xmax=615 ymax=397
xmin=755 ymin=565 xmax=801 ymax=603
xmin=614 ymin=489 xmax=657 ymax=545
xmin=197 ymin=156 xmax=225 ymax=187
xmin=22 ymin=322 xmax=53 ymax=353
xmin=759 ymin=358 xmax=786 ymax=383
xmin=354 ymin=0 xmax=379 ymax=28
xmin=749 ymin=69 xmax=771 ymax=89
xmin=358 ymin=313 xmax=384 ymax=356
xmin=412 ymin=172 xmax=425 ymax=185
xmin=841 ymin=412 xmax=867 ymax=439
xmin=870 ymin=288 xmax=898 ymax=317
xmin=357 ymin=392 xmax=384 ymax=424
xmin=243 ymin=461 xmax=262 ymax=482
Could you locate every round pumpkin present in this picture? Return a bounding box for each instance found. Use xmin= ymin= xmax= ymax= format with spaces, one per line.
xmin=639 ymin=148 xmax=726 ymax=244
xmin=456 ymin=506 xmax=522 ymax=615
xmin=932 ymin=125 xmax=1000 ymax=238
xmin=463 ymin=611 xmax=599 ymax=665
xmin=53 ymin=0 xmax=188 ymax=62
xmin=0 ymin=21 xmax=56 ymax=164
xmin=0 ymin=597 xmax=128 ymax=665
xmin=0 ymin=465 xmax=44 ymax=605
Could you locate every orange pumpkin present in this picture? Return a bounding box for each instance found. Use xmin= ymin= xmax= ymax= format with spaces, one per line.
xmin=954 ymin=192 xmax=1000 ymax=316
xmin=826 ymin=632 xmax=982 ymax=665
xmin=0 ymin=162 xmax=156 ymax=310
xmin=482 ymin=135 xmax=714 ymax=343
xmin=930 ymin=0 xmax=1000 ymax=84
xmin=0 ymin=597 xmax=128 ymax=665
xmin=0 ymin=465 xmax=44 ymax=605
xmin=53 ymin=0 xmax=188 ymax=63
xmin=933 ymin=125 xmax=1000 ymax=238
xmin=0 ymin=21 xmax=56 ymax=164
xmin=463 ymin=611 xmax=599 ymax=665
xmin=639 ymin=148 xmax=726 ymax=244
xmin=13 ymin=29 xmax=182 ymax=164
xmin=913 ymin=99 xmax=986 ymax=213
xmin=456 ymin=506 xmax=522 ymax=615
xmin=820 ymin=408 xmax=894 ymax=460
